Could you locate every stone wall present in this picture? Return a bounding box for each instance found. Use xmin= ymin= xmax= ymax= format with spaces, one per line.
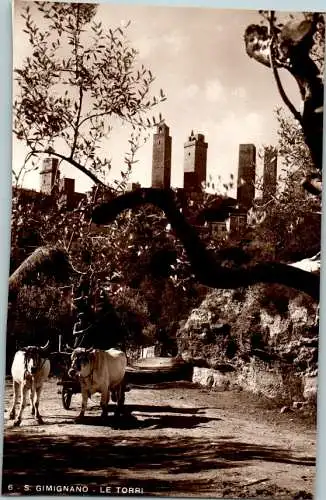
xmin=192 ymin=364 xmax=317 ymax=406
xmin=176 ymin=284 xmax=318 ymax=405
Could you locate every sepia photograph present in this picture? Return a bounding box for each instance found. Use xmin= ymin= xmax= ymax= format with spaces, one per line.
xmin=1 ymin=0 xmax=324 ymax=498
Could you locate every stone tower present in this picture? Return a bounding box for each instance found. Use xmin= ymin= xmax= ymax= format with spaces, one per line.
xmin=263 ymin=146 xmax=278 ymax=203
xmin=237 ymin=144 xmax=256 ymax=209
xmin=40 ymin=157 xmax=60 ymax=195
xmin=183 ymin=131 xmax=208 ymax=191
xmin=151 ymin=122 xmax=172 ymax=189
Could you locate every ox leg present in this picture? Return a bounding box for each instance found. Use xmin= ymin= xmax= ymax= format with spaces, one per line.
xmin=34 ymin=386 xmax=44 ymax=424
xmin=115 ymin=385 xmax=125 ymax=417
xmin=14 ymin=385 xmax=28 ymax=427
xmin=9 ymin=381 xmax=19 ymax=420
xmin=75 ymin=390 xmax=88 ymax=421
xmin=30 ymin=386 xmax=36 ymax=416
xmin=100 ymin=389 xmax=109 ymax=419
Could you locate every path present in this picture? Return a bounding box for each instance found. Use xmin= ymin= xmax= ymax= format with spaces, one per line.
xmin=2 ymin=379 xmax=316 ymax=499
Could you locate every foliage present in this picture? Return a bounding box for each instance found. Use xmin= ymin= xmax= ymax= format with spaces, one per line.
xmin=10 ymin=0 xmax=172 ymax=350
xmin=7 ymin=281 xmax=73 ymax=350
xmin=10 ymin=2 xmax=181 ymax=353
xmin=276 ymin=108 xmax=314 ymax=175
xmin=244 ymin=107 xmax=321 ymax=263
xmin=13 ymin=1 xmax=166 ymax=188
xmin=109 ymin=286 xmax=155 ymax=348
xmin=9 ymin=184 xmax=210 ymax=353
xmin=10 ymin=6 xmax=323 ymax=359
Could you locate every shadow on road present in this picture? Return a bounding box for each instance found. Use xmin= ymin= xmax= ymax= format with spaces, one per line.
xmin=7 ymin=405 xmax=221 ymax=430
xmin=2 ymin=432 xmax=315 ymax=496
xmin=70 ymin=411 xmax=222 ymax=430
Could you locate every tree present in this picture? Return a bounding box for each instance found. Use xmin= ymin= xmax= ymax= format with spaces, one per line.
xmin=11 ymin=1 xmax=171 ymax=349
xmin=91 ymin=187 xmax=320 ymax=299
xmin=89 ymin=10 xmax=323 ymax=300
xmin=10 ymin=7 xmax=323 ymax=339
xmin=8 ymin=246 xmax=76 ymax=302
xmin=13 ymin=1 xmax=166 ymax=188
xmin=244 ymin=11 xmax=324 ymax=194
xmin=245 ymin=108 xmax=321 ymax=263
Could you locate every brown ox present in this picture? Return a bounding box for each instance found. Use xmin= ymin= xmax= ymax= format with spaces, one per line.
xmin=9 ymin=342 xmax=51 ymax=427
xmin=68 ymin=347 xmax=127 ymax=421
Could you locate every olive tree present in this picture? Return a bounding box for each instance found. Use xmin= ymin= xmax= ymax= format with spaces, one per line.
xmin=13 ymin=1 xmax=165 ymax=188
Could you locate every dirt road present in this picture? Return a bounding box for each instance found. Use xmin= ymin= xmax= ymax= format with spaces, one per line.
xmin=2 ymin=378 xmax=316 ymax=499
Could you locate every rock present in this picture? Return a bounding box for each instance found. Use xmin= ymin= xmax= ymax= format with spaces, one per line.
xmin=300 ymin=337 xmax=318 ymax=347
xmin=209 ymin=361 xmax=236 ymax=372
xmin=192 ymin=367 xmax=236 ymax=391
xmin=237 ymin=360 xmax=304 ymax=403
xmin=211 ymin=323 xmax=231 ymax=336
xmin=293 ymin=490 xmax=313 ymax=499
xmin=280 ymin=406 xmax=293 ymax=414
xmin=181 ymin=351 xmax=192 ymax=363
xmin=292 ymin=401 xmax=305 ymax=410
xmin=307 ymin=369 xmax=318 ymax=377
xmin=177 ymin=284 xmax=318 ymax=404
xmin=303 ymin=376 xmax=318 ymax=404
xmin=192 ymin=356 xmax=209 ymax=368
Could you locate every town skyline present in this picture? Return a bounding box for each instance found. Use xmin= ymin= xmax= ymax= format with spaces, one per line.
xmin=27 ymin=132 xmax=276 ymax=211
xmin=13 ymin=1 xmax=302 ymax=196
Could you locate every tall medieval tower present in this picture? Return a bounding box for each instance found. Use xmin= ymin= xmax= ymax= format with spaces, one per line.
xmin=183 ymin=131 xmax=208 ymax=191
xmin=237 ymin=144 xmax=256 ymax=209
xmin=151 ymin=122 xmax=172 ymax=189
xmin=40 ymin=157 xmax=60 ymax=195
xmin=263 ymin=146 xmax=278 ymax=203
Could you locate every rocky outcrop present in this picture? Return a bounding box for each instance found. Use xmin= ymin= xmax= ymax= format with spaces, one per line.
xmin=176 ymin=284 xmax=318 ymax=405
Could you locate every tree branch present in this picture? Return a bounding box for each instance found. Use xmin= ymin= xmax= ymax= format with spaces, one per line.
xmin=8 ymin=246 xmax=79 ymax=302
xmin=269 ymin=11 xmax=303 ymax=124
xmin=27 ymin=150 xmax=107 ymax=187
xmin=244 ymin=13 xmax=324 ymax=174
xmin=91 ymin=188 xmax=320 ymax=299
xmin=270 ymin=48 xmax=303 ymax=125
xmin=71 ymin=84 xmax=84 ymax=157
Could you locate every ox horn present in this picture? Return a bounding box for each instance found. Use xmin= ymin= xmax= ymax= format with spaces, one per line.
xmin=65 ymin=344 xmax=74 ymax=353
xmin=86 ymin=346 xmax=94 ymax=352
xmin=40 ymin=340 xmax=50 ymax=351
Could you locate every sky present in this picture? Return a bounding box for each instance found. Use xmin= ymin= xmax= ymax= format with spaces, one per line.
xmin=12 ymin=0 xmax=304 ymax=197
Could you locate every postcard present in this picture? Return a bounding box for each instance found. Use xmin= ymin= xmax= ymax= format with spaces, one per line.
xmin=2 ymin=1 xmax=324 ymax=498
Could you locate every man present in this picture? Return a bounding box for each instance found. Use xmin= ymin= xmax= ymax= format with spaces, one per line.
xmin=72 ymin=312 xmax=92 ymax=348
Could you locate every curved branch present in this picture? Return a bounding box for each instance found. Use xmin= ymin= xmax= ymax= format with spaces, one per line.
xmin=28 ymin=150 xmax=107 ymax=187
xmin=91 ymin=188 xmax=320 ymax=300
xmin=244 ymin=14 xmax=324 ymax=173
xmin=8 ymin=246 xmax=80 ymax=302
xmin=269 ymin=11 xmax=303 ymax=124
xmin=270 ymin=47 xmax=303 ymax=125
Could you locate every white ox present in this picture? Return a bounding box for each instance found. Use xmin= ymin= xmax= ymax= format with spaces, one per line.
xmin=9 ymin=342 xmax=51 ymax=427
xmin=68 ymin=347 xmax=127 ymax=421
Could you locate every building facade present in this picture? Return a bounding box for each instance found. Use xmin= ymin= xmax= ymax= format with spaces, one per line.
xmin=183 ymin=131 xmax=208 ymax=192
xmin=151 ymin=122 xmax=172 ymax=189
xmin=18 ymin=158 xmax=85 ymax=210
xmin=236 ymin=144 xmax=256 ymax=210
xmin=40 ymin=157 xmax=60 ymax=195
